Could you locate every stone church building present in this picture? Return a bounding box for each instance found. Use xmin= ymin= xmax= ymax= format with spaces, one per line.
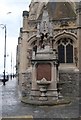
xmin=16 ymin=1 xmax=81 ymax=102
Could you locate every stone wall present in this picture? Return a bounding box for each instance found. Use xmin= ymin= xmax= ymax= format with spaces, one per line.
xmin=21 ymin=71 xmax=32 ymax=98
xmin=59 ymin=71 xmax=80 ymax=98
xmin=21 ymin=68 xmax=80 ymax=99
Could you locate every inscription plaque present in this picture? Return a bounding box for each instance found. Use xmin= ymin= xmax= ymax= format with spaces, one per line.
xmin=36 ymin=63 xmax=51 ymax=81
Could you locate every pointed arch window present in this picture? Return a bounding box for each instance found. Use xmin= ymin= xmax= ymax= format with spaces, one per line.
xmin=66 ymin=44 xmax=73 ymax=63
xmin=58 ymin=44 xmax=65 ymax=63
xmin=57 ymin=38 xmax=73 ymax=63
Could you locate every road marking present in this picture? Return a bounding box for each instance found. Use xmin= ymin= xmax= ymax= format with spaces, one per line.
xmin=1 ymin=115 xmax=33 ymax=120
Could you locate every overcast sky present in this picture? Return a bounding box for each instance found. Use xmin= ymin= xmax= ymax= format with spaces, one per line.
xmin=0 ymin=0 xmax=30 ymax=74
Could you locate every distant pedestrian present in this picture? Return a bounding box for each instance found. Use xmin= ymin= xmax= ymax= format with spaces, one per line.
xmin=7 ymin=75 xmax=9 ymax=80
xmin=10 ymin=74 xmax=12 ymax=79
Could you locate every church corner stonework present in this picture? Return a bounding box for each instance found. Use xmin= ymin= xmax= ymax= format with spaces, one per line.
xmin=16 ymin=1 xmax=81 ymax=105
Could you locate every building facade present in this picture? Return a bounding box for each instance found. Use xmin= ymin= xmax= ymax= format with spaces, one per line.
xmin=16 ymin=1 xmax=81 ymax=100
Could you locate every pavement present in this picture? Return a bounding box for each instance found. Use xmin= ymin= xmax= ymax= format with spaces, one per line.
xmin=0 ymin=77 xmax=80 ymax=119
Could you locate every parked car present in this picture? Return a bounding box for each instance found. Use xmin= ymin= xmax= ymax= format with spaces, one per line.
xmin=0 ymin=75 xmax=9 ymax=82
xmin=0 ymin=75 xmax=3 ymax=82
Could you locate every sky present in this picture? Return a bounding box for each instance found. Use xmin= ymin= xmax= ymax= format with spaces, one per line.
xmin=0 ymin=0 xmax=31 ymax=75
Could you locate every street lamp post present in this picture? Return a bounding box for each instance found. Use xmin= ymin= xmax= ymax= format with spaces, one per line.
xmin=0 ymin=24 xmax=7 ymax=85
xmin=0 ymin=12 xmax=12 ymax=85
xmin=4 ymin=25 xmax=6 ymax=85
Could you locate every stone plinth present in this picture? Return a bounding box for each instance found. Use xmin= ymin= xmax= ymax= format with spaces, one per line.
xmin=31 ymin=45 xmax=59 ymax=101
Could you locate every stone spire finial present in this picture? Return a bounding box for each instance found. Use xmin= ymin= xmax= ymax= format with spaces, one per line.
xmin=40 ymin=5 xmax=49 ymax=33
xmin=36 ymin=5 xmax=53 ymax=49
